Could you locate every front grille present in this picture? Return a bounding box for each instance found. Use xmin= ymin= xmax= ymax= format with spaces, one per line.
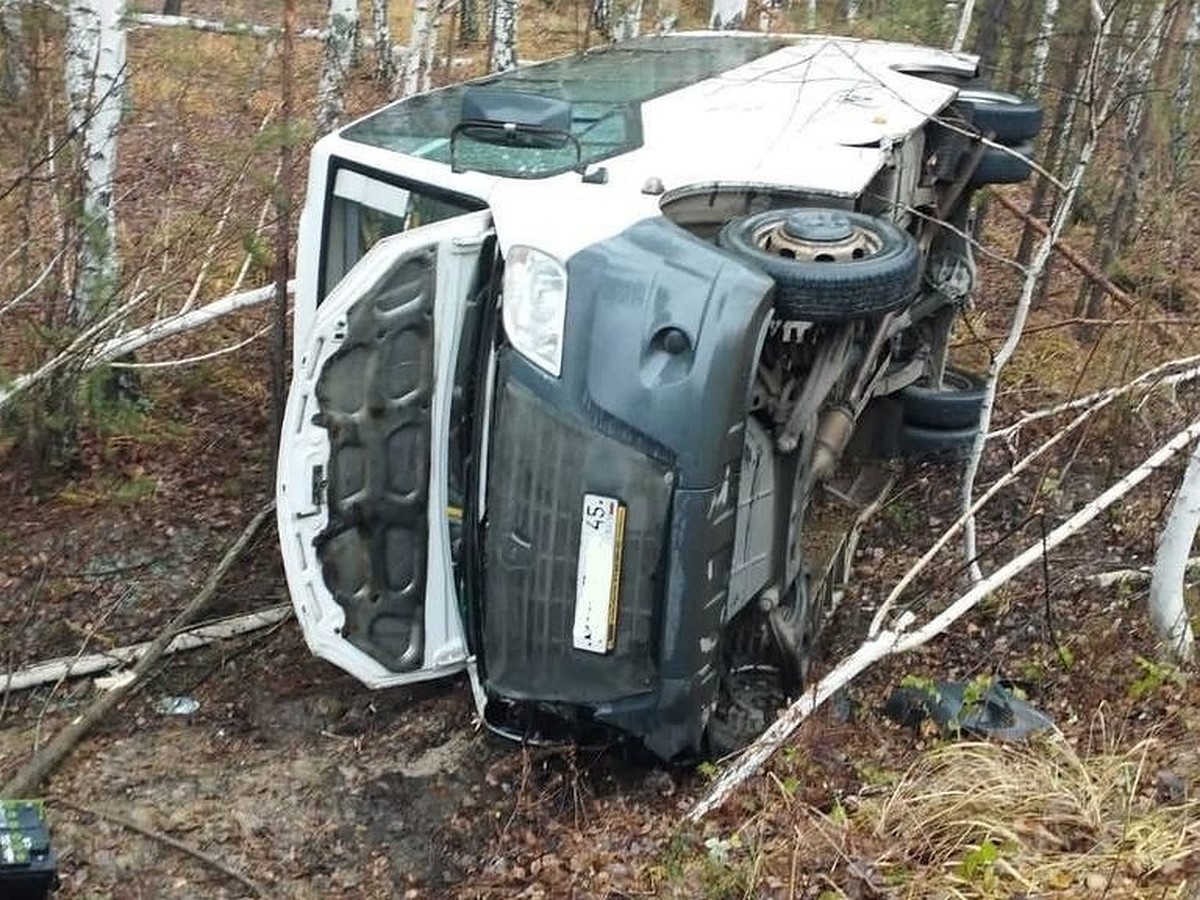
xmin=483 ymin=380 xmax=671 ymax=703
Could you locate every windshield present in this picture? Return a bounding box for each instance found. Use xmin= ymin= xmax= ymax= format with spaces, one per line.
xmin=341 ymin=35 xmax=785 ymax=178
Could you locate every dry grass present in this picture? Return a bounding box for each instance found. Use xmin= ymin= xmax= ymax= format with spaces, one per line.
xmin=862 ymin=738 xmax=1199 ymax=897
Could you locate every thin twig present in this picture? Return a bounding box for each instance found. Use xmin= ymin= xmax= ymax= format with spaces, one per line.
xmin=54 ymin=798 xmax=267 ymax=897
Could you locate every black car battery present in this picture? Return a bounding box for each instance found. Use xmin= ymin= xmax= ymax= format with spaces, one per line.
xmin=0 ymin=800 xmax=57 ymax=899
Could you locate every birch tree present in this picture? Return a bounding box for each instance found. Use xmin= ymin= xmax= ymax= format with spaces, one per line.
xmin=1031 ymin=0 xmax=1061 ymax=92
xmin=402 ymin=0 xmax=431 ymax=96
xmin=371 ymin=0 xmax=396 ymax=82
xmin=962 ymin=0 xmax=1124 ymax=578
xmin=489 ymin=0 xmax=516 ymax=72
xmin=615 ymin=0 xmax=643 ymax=38
xmin=459 ymin=0 xmax=478 ymax=42
xmin=1148 ymin=446 xmax=1200 ymax=664
xmin=710 ymin=0 xmax=746 ymax=29
xmin=691 ymin=411 xmax=1200 ymax=820
xmin=65 ymin=0 xmax=127 ymax=324
xmin=951 ymin=0 xmax=976 ymax=50
xmin=315 ymin=0 xmax=359 ymax=132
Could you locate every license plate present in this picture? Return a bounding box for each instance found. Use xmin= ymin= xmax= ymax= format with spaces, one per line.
xmin=573 ymin=493 xmax=626 ymax=654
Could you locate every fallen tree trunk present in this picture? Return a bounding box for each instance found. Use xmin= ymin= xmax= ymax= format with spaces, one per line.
xmin=127 ymin=12 xmax=324 ymax=39
xmin=0 ymin=605 xmax=290 ymax=693
xmin=1 ymin=502 xmax=274 ymax=798
xmin=992 ymin=191 xmax=1133 ymax=311
xmin=0 ymin=280 xmax=292 ymax=415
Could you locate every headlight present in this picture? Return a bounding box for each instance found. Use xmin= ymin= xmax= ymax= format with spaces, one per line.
xmin=502 ymin=245 xmax=567 ymax=377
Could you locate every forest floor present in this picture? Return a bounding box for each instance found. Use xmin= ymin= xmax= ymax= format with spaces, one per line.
xmin=2 ymin=2 xmax=1200 ymax=898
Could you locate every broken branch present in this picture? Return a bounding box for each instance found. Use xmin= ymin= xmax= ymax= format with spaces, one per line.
xmin=0 ymin=605 xmax=291 ymax=693
xmin=1 ymin=502 xmax=274 ymax=798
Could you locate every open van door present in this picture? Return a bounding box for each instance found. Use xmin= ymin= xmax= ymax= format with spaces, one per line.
xmin=277 ymin=210 xmax=493 ymax=688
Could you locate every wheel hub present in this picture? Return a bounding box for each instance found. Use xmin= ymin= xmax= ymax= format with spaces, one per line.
xmin=755 ymin=209 xmax=881 ymax=263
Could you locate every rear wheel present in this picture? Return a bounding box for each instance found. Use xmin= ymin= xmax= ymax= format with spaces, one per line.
xmin=896 ymin=421 xmax=979 ymax=459
xmin=898 ymin=365 xmax=987 ymax=429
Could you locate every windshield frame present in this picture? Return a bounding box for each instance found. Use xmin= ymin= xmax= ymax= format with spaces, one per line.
xmin=317 ymin=157 xmax=488 ymax=304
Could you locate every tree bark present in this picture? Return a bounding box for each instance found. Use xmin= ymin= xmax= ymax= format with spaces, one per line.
xmin=1176 ymin=0 xmax=1200 ymax=141
xmin=489 ymin=0 xmax=516 ymax=72
xmin=459 ymin=0 xmax=478 ymax=42
xmin=1 ymin=0 xmax=28 ymax=98
xmin=65 ymin=0 xmax=127 ymax=325
xmin=315 ymin=0 xmax=359 ymax=132
xmin=422 ymin=0 xmax=443 ymax=90
xmin=1018 ymin=10 xmax=1088 ymax=270
xmin=371 ymin=0 xmax=397 ymax=82
xmin=403 ymin=0 xmax=430 ymax=95
xmin=616 ymin=0 xmax=643 ymax=37
xmin=1030 ymin=0 xmax=1060 ymax=92
xmin=1149 ymin=442 xmax=1200 ymax=664
xmin=952 ymin=0 xmax=977 ymax=51
xmin=971 ymin=0 xmax=1009 ymax=77
xmin=962 ymin=4 xmax=1115 ymax=579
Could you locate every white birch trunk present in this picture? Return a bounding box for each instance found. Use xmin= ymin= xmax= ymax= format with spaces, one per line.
xmin=1148 ymin=444 xmax=1200 ymax=663
xmin=315 ymin=0 xmax=359 ymax=132
xmin=65 ymin=0 xmax=127 ymax=325
xmin=951 ymin=0 xmax=975 ymax=50
xmin=961 ymin=2 xmax=1116 ymax=580
xmin=1031 ymin=0 xmax=1060 ymax=92
xmin=403 ymin=0 xmax=430 ymax=96
xmin=591 ymin=0 xmax=611 ymax=34
xmin=1125 ymin=0 xmax=1168 ymax=144
xmin=421 ymin=0 xmax=442 ymax=92
xmin=807 ymin=0 xmax=817 ymax=28
xmin=489 ymin=0 xmax=516 ymax=72
xmin=710 ymin=0 xmax=746 ymax=29
xmin=371 ymin=0 xmax=396 ymax=81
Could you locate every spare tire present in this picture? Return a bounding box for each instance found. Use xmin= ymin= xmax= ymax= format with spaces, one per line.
xmin=717 ymin=208 xmax=920 ymax=322
xmin=899 ymin=365 xmax=987 ymax=429
xmin=955 ymin=89 xmax=1044 ymax=143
